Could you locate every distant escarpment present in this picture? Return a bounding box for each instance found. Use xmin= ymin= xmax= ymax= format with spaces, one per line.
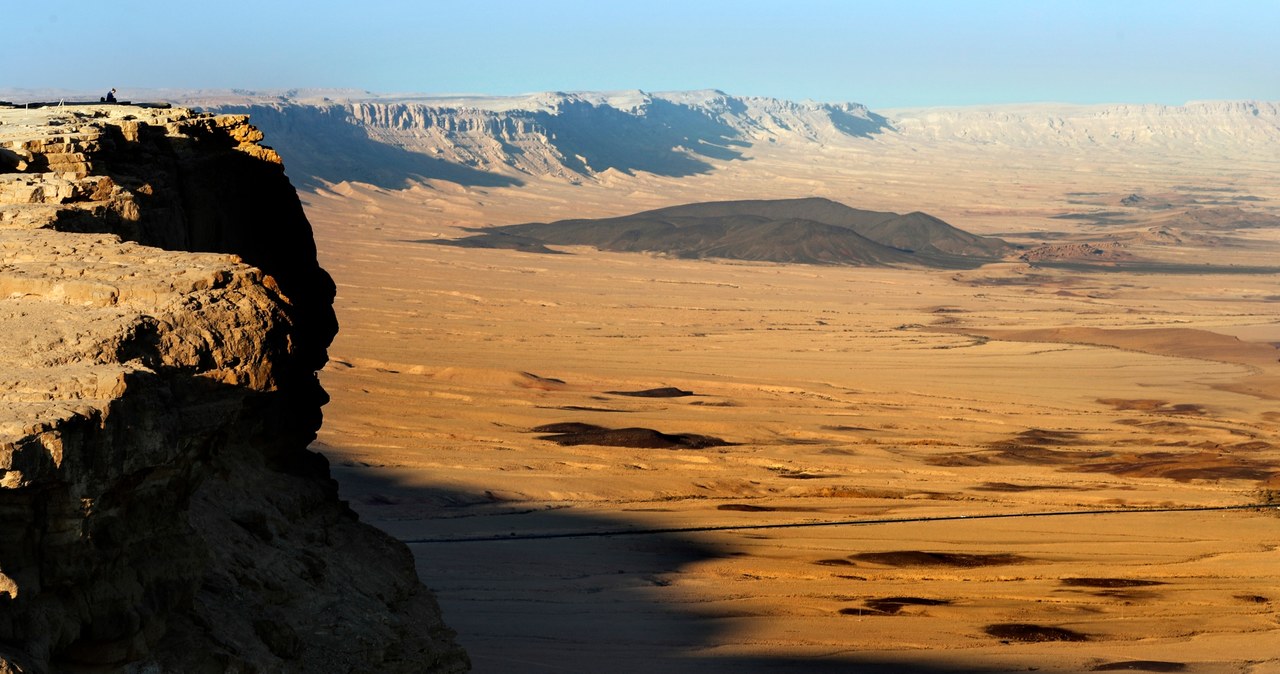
xmin=188 ymin=91 xmax=1280 ymax=192
xmin=209 ymin=89 xmax=893 ymax=189
xmin=0 ymin=106 xmax=467 ymax=672
xmin=433 ymin=197 xmax=1013 ymax=268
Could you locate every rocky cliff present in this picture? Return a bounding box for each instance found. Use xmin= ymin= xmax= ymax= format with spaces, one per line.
xmin=0 ymin=105 xmax=468 ymax=672
xmin=208 ymin=89 xmax=893 ymax=189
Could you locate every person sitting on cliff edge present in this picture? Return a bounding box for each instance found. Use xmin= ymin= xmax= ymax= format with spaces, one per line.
xmin=104 ymin=88 xmax=117 ymax=103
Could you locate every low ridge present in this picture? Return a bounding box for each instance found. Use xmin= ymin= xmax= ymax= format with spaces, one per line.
xmin=433 ymin=197 xmax=1013 ymax=268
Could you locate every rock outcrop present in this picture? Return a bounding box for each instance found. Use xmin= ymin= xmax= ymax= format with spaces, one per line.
xmin=0 ymin=105 xmax=468 ymax=672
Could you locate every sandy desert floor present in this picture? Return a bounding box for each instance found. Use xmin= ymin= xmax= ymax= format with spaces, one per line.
xmin=299 ymin=138 xmax=1280 ymax=673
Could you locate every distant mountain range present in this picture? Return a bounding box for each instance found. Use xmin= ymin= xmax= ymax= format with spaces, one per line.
xmin=430 ymin=197 xmax=1015 ymax=268
xmin=195 ymin=90 xmax=892 ymax=189
xmin=94 ymin=89 xmax=1274 ymax=192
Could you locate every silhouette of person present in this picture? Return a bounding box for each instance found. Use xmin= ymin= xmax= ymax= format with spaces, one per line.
xmin=105 ymin=88 xmax=117 ymax=103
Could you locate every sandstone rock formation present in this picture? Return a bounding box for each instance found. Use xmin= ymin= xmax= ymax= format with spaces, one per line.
xmin=0 ymin=105 xmax=468 ymax=672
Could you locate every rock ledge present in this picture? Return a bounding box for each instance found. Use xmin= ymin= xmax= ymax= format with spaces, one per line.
xmin=0 ymin=105 xmax=467 ymax=673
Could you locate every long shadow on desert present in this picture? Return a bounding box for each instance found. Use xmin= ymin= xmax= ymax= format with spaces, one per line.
xmin=333 ymin=467 xmax=1213 ymax=674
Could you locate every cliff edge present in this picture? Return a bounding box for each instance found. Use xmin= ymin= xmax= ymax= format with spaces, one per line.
xmin=0 ymin=105 xmax=468 ymax=672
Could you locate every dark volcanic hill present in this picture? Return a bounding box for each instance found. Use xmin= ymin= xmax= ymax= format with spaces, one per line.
xmin=434 ymin=197 xmax=1014 ymax=268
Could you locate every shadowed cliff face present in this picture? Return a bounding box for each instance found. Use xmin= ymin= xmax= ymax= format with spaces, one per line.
xmin=0 ymin=106 xmax=467 ymax=672
xmin=209 ymin=90 xmax=895 ymax=189
xmin=206 ymin=103 xmax=525 ymax=190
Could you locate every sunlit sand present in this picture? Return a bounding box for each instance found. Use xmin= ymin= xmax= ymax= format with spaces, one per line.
xmin=301 ymin=129 xmax=1280 ymax=672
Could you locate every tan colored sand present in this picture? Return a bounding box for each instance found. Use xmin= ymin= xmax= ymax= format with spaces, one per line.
xmin=299 ymin=137 xmax=1280 ymax=672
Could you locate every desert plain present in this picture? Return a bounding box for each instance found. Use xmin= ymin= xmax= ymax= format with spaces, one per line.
xmin=295 ymin=105 xmax=1280 ymax=673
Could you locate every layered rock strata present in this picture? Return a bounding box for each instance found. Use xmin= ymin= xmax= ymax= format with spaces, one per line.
xmin=198 ymin=91 xmax=1280 ymax=190
xmin=210 ymin=90 xmax=894 ymax=188
xmin=0 ymin=105 xmax=467 ymax=672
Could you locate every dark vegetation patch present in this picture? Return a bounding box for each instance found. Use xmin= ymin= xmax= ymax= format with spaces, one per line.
xmin=533 ymin=422 xmax=603 ymax=434
xmin=1234 ymin=594 xmax=1270 ymax=604
xmin=801 ymin=486 xmax=950 ymax=500
xmin=518 ymin=372 xmax=567 ymax=389
xmin=848 ymin=597 xmax=951 ymax=615
xmin=1051 ymin=210 xmax=1131 ymax=221
xmin=983 ymin=623 xmax=1089 ymax=642
xmin=1113 ymin=419 xmax=1195 ymax=432
xmin=1091 ymin=661 xmax=1186 ymax=672
xmin=972 ymin=482 xmax=1081 ymax=492
xmin=718 ymin=503 xmax=775 ymax=512
xmin=1012 ymin=428 xmax=1083 ymax=445
xmin=848 ymin=551 xmax=1030 ymax=568
xmin=942 ymin=433 xmax=1278 ymax=483
xmin=606 ymin=387 xmax=695 ymax=397
xmin=776 ymin=471 xmax=839 ymax=480
xmin=1087 ymin=589 xmax=1163 ymax=601
xmin=927 ymin=444 xmax=1112 ymax=468
xmin=927 ymin=427 xmax=1114 ymax=467
xmin=1098 ymin=398 xmax=1205 ymax=415
xmin=425 ymin=231 xmax=563 ymax=254
xmin=716 ymin=503 xmax=818 ymax=513
xmin=931 ymin=426 xmax=1276 ymax=484
xmin=814 ymin=559 xmax=856 ymax=567
xmin=775 ymin=437 xmax=828 ymax=446
xmin=687 ymin=400 xmax=739 ymax=407
xmin=1061 ymin=578 xmax=1167 ymax=588
xmin=522 ymin=372 xmax=566 ymax=384
xmin=1073 ymin=452 xmax=1278 ymax=483
xmin=531 ymin=422 xmax=730 ymax=449
xmin=958 ymin=271 xmax=1086 ymax=287
xmin=556 ymin=405 xmax=634 ymax=412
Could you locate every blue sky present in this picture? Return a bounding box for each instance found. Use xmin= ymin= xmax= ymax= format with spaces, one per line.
xmin=5 ymin=0 xmax=1277 ymax=107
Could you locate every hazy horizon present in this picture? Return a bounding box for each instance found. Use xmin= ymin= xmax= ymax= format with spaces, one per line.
xmin=4 ymin=0 xmax=1278 ymax=108
xmin=2 ymin=84 xmax=1275 ymax=111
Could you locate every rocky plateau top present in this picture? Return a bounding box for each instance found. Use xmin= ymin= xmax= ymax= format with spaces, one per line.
xmin=0 ymin=105 xmax=467 ymax=673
